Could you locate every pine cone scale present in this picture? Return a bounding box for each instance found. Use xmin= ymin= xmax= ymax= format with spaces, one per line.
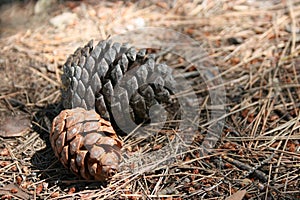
xmin=60 ymin=145 xmax=69 ymax=167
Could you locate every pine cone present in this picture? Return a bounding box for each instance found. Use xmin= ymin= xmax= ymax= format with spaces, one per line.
xmin=53 ymin=39 xmax=182 ymax=180
xmin=61 ymin=39 xmax=180 ymax=133
xmin=50 ymin=107 xmax=122 ymax=180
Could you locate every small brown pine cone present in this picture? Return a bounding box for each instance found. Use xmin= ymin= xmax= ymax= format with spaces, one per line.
xmin=50 ymin=107 xmax=122 ymax=181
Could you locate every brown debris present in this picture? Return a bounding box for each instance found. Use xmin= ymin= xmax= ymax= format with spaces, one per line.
xmin=0 ymin=184 xmax=32 ymax=200
xmin=0 ymin=148 xmax=9 ymax=156
xmin=0 ymin=115 xmax=31 ymax=138
xmin=50 ymin=191 xmax=59 ymax=198
xmin=0 ymin=0 xmax=299 ymax=199
xmin=225 ymin=190 xmax=247 ymax=200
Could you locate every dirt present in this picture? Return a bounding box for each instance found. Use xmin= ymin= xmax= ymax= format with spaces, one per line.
xmin=0 ymin=0 xmax=299 ymax=199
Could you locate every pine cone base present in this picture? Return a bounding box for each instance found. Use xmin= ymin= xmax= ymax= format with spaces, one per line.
xmin=50 ymin=107 xmax=122 ymax=181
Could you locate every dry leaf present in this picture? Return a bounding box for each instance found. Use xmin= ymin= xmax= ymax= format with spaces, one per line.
xmin=225 ymin=190 xmax=247 ymax=200
xmin=0 ymin=115 xmax=31 ymax=137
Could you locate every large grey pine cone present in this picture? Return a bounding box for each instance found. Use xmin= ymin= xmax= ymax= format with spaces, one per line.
xmin=61 ymin=39 xmax=180 ymax=134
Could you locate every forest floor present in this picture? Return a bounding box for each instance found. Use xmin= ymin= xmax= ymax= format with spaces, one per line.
xmin=0 ymin=0 xmax=299 ymax=199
